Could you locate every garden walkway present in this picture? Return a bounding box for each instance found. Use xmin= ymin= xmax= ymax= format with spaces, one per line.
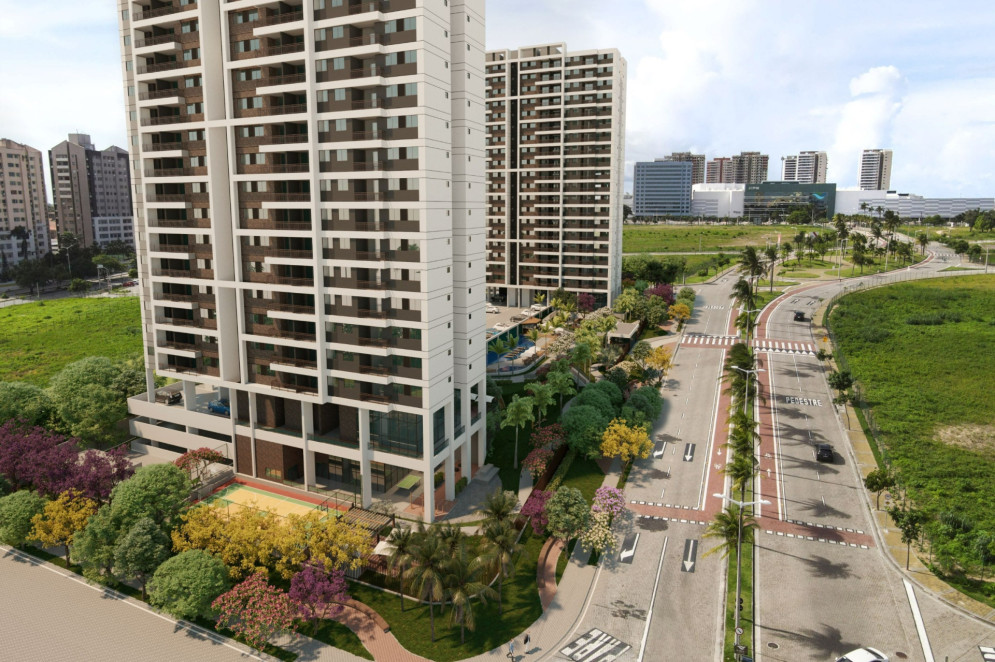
xmin=328 ymin=601 xmax=431 ymax=662
xmin=537 ymin=538 xmax=566 ymax=611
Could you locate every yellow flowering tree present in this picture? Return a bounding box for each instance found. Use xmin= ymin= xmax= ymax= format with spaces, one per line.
xmin=30 ymin=489 xmax=98 ymax=566
xmin=274 ymin=510 xmax=373 ymax=579
xmin=600 ymin=418 xmax=652 ymax=463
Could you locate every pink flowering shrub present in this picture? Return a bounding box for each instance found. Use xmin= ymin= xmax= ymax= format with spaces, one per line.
xmin=212 ymin=573 xmax=300 ymax=650
xmin=521 ymin=489 xmax=552 ymax=535
xmin=523 ymin=448 xmax=554 ymax=481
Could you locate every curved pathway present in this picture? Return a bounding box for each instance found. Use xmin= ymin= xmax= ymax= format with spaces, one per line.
xmin=537 ymin=537 xmax=565 ymax=611
xmin=331 ymin=600 xmax=431 ymax=662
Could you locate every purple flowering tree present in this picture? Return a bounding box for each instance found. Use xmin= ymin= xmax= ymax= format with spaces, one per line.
xmin=592 ymin=486 xmax=626 ymax=521
xmin=288 ymin=562 xmax=350 ymax=627
xmin=70 ymin=446 xmax=135 ymax=503
xmin=520 ymin=489 xmax=552 ymax=535
xmin=577 ymin=292 xmax=597 ymax=314
xmin=0 ymin=421 xmax=78 ymax=495
xmin=643 ymin=283 xmax=675 ymax=306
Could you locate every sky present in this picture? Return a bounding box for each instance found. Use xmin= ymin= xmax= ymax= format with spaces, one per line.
xmin=1 ymin=0 xmax=993 ymax=198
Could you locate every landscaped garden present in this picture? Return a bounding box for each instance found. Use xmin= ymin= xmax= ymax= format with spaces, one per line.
xmin=828 ymin=275 xmax=995 ymax=600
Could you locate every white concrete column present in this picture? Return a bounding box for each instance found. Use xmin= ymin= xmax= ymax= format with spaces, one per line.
xmin=477 ymin=377 xmax=488 ymax=462
xmin=182 ymin=381 xmax=197 ymax=411
xmin=144 ymin=367 xmax=156 ymax=403
xmin=461 ymin=438 xmax=471 ymax=480
xmin=248 ymin=392 xmax=258 ymax=478
xmin=302 ymin=405 xmax=315 ymax=490
xmin=444 ymin=452 xmax=456 ymax=501
xmin=359 ymin=409 xmax=372 ymax=508
xmin=423 ymin=462 xmax=435 ymax=523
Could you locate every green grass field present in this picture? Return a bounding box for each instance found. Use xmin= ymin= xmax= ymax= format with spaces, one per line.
xmin=0 ymin=297 xmax=143 ymax=385
xmin=623 ymin=224 xmax=803 ymax=254
xmin=829 ymin=276 xmax=995 ymax=568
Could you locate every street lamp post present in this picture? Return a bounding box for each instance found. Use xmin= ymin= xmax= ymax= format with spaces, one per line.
xmin=731 ymin=365 xmax=765 ymax=417
xmin=736 ymin=308 xmax=762 ymax=344
xmin=714 ymin=493 xmax=771 ymax=659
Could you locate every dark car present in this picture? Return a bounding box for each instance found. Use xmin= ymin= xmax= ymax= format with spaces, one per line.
xmin=155 ymin=390 xmax=182 ymax=405
xmin=793 ymin=310 xmax=806 ymax=322
xmin=815 ymin=443 xmax=834 ymax=462
xmin=208 ymin=399 xmax=231 ymax=416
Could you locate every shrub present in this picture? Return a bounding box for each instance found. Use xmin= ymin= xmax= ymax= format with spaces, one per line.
xmin=455 ymin=476 xmax=469 ymax=496
xmin=148 ymin=549 xmax=230 ymax=620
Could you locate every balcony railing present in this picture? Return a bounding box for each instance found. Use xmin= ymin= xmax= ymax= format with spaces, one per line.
xmin=234 ymin=103 xmax=307 ymax=119
xmin=139 ymin=85 xmax=201 ymax=101
xmin=134 ymin=31 xmax=200 ymax=49
xmin=141 ymin=113 xmax=204 ymax=127
xmin=133 ymin=3 xmax=198 ymax=21
xmin=145 ymin=166 xmax=207 ymax=177
xmin=137 ymin=59 xmax=201 ymax=75
xmin=231 ymin=42 xmax=305 ymax=61
xmin=143 ymin=139 xmax=205 ymax=152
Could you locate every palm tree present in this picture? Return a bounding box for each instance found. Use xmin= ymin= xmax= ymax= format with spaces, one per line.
xmin=445 ymin=547 xmax=496 ymax=644
xmin=501 ymin=395 xmax=535 ymax=469
xmin=763 ymin=245 xmax=778 ymax=293
xmin=386 ymin=526 xmax=418 ymax=611
xmin=730 ymin=277 xmax=756 ymax=312
xmin=779 ymin=242 xmax=792 ymax=272
xmin=481 ymin=489 xmax=518 ymax=526
xmin=571 ymin=341 xmax=593 ymax=376
xmin=436 ymin=522 xmax=466 ymax=555
xmin=480 ymin=519 xmax=521 ymax=615
xmin=703 ymin=504 xmax=755 ymax=559
xmin=737 ymin=246 xmax=764 ymax=298
xmin=525 ymin=382 xmax=554 ymax=425
xmin=546 ymin=369 xmax=576 ymax=411
xmin=724 ymin=453 xmax=757 ymax=503
xmin=406 ymin=533 xmax=448 ymax=642
xmin=916 ymin=231 xmax=929 ymax=255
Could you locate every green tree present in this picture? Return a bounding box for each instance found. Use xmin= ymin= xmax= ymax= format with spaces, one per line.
xmin=445 ymin=547 xmax=496 ymax=645
xmin=68 ymin=278 xmax=91 ymax=295
xmin=827 ymin=370 xmax=854 ymax=398
xmin=612 ymin=288 xmax=642 ymax=322
xmin=737 ymin=246 xmax=765 ymax=297
xmin=72 ymin=504 xmax=120 ymax=582
xmin=148 ymin=549 xmax=231 ymax=620
xmin=571 ymin=341 xmax=593 ymax=375
xmin=525 ymin=382 xmax=555 ymax=426
xmin=0 ymin=490 xmax=47 ymax=547
xmin=110 ymin=463 xmax=193 ymax=533
xmin=730 ymin=277 xmax=756 ymax=311
xmin=501 ymin=395 xmax=535 ymax=469
xmin=114 ymin=517 xmax=172 ymax=600
xmin=0 ymin=382 xmax=53 ymax=427
xmin=386 ymin=526 xmax=418 ymax=611
xmin=480 ymin=519 xmax=520 ymax=615
xmin=545 ymin=487 xmax=590 ymax=542
xmin=405 ymin=532 xmax=447 ymax=642
xmin=47 ymin=357 xmax=128 ymax=446
xmin=864 ymin=468 xmax=896 ymax=510
xmin=481 ymin=489 xmax=518 ymax=526
xmin=546 ymin=369 xmax=576 ymax=411
xmin=724 ymin=453 xmax=757 ymax=503
xmin=703 ymin=505 xmax=754 ymax=559
xmin=561 ymin=405 xmax=611 ymax=459
xmin=764 ymin=245 xmax=779 ymax=293
xmin=889 ymin=507 xmax=927 ymax=570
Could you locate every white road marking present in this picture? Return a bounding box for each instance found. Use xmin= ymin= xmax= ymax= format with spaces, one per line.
xmin=636 ymin=537 xmax=668 ymax=662
xmin=904 ymin=579 xmax=936 ymax=662
xmin=697 ymin=349 xmax=726 ymax=510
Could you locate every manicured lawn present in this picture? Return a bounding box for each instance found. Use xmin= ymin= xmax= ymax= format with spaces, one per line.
xmin=829 ymin=276 xmax=995 ymax=569
xmin=0 ymin=297 xmax=142 ymax=385
xmin=349 ymin=529 xmax=545 ymax=661
xmin=559 ymin=454 xmax=605 ymax=505
xmin=722 ymin=527 xmax=754 ymax=661
xmin=306 ymin=620 xmax=373 ymax=660
xmin=623 ymin=224 xmax=804 ymax=254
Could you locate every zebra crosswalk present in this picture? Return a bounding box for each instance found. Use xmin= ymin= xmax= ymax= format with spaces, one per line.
xmin=752 ymin=339 xmax=817 ymax=356
xmin=560 ymin=629 xmax=631 ymax=662
xmin=681 ymin=334 xmax=740 ymax=347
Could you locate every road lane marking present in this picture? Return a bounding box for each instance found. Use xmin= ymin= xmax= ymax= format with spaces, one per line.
xmin=681 ymin=538 xmax=698 ymax=572
xmin=904 ymin=579 xmax=935 ymax=662
xmin=698 ymin=348 xmax=726 ymax=509
xmin=636 ymin=536 xmax=668 ymax=662
xmin=683 ymin=443 xmax=695 ymax=462
xmin=619 ymin=533 xmax=639 ymax=564
xmin=768 ymin=354 xmax=786 ymax=521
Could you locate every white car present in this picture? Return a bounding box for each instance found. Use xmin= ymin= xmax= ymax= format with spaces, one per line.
xmin=836 ymin=648 xmax=889 ymax=662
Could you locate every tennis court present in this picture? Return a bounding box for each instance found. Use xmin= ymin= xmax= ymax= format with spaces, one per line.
xmin=204 ymin=483 xmax=326 ymax=519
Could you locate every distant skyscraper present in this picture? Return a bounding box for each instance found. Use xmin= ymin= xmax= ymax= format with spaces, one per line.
xmin=0 ymin=138 xmax=49 ymax=268
xmin=781 ymin=151 xmax=827 ymax=184
xmin=664 ymin=151 xmax=705 ymax=185
xmin=49 ymin=133 xmax=133 ymax=247
xmin=485 ymin=43 xmax=627 ymax=307
xmin=633 ymin=160 xmax=692 ymax=217
xmin=706 ymin=157 xmax=732 ymax=184
xmin=859 ymin=149 xmax=893 ymax=190
xmin=707 ymin=152 xmax=768 ymax=185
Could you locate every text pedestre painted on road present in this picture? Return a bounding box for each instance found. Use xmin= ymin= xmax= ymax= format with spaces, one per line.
xmin=560 ymin=629 xmax=631 ymax=662
xmin=783 ymin=396 xmax=822 ymax=406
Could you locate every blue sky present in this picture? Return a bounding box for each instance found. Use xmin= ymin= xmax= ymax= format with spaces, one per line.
xmin=2 ymin=0 xmax=993 ymax=197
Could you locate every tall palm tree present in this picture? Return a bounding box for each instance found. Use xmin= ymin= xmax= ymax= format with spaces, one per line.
xmin=436 ymin=522 xmax=466 ymax=556
xmin=763 ymin=245 xmax=778 ymax=293
xmin=386 ymin=526 xmax=418 ymax=611
xmin=481 ymin=489 xmax=518 ymax=526
xmin=724 ymin=453 xmax=758 ymax=503
xmin=703 ymin=504 xmax=755 ymax=559
xmin=406 ymin=533 xmax=448 ymax=642
xmin=737 ymin=246 xmax=764 ymax=298
xmin=501 ymin=395 xmax=535 ymax=469
xmin=525 ymin=381 xmax=554 ymax=426
xmin=916 ymin=231 xmax=929 ymax=255
xmin=730 ymin=277 xmax=756 ymax=312
xmin=779 ymin=242 xmax=792 ymax=268
xmin=480 ymin=519 xmax=521 ymax=615
xmin=445 ymin=548 xmax=496 ymax=644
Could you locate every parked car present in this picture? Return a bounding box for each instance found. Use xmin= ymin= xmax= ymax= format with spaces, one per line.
xmin=836 ymin=648 xmax=889 ymax=662
xmin=793 ymin=310 xmax=806 ymax=321
xmin=815 ymin=443 xmax=835 ymax=463
xmin=155 ymin=390 xmax=182 ymax=405
xmin=122 ymin=280 xmax=137 ymax=287
xmin=208 ymin=399 xmax=230 ymax=416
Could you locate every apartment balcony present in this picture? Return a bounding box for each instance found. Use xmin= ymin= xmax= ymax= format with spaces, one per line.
xmin=243 ymin=271 xmax=315 ymax=287
xmin=249 ymin=350 xmax=317 ymax=370
xmin=141 ymin=113 xmax=204 ymax=127
xmin=137 ymin=59 xmax=201 ymax=75
xmin=324 ymin=275 xmax=421 ymax=294
xmin=155 ymin=315 xmax=218 ymax=331
xmin=139 ymin=84 xmax=202 ymax=101
xmin=234 ymin=132 xmax=308 ymax=147
xmin=233 ymin=102 xmax=307 ymax=119
xmin=153 ymin=242 xmax=214 ymax=257
xmin=239 ymin=191 xmax=311 ymax=203
xmin=229 ymin=8 xmax=304 ymax=35
xmin=324 ymin=304 xmax=421 ymax=323
xmin=244 ymin=324 xmax=317 ymax=343
xmin=133 ymin=2 xmax=198 ymax=21
xmin=155 ymin=267 xmax=215 ymax=280
xmin=232 ymin=73 xmax=307 ymax=93
xmin=319 ymin=189 xmax=419 ymax=203
xmin=157 ymin=291 xmax=215 ymax=305
xmin=231 ymin=42 xmax=305 ymax=62
xmin=134 ymin=30 xmax=200 ymax=50
xmin=251 ymin=372 xmax=319 ymax=395
xmin=158 ymin=339 xmax=218 ymax=357
xmin=320 ymin=218 xmax=420 ymax=234
xmin=240 ymin=218 xmax=312 ymax=232
xmin=236 ymin=162 xmax=310 ymax=175
xmin=321 ymin=248 xmax=420 ymax=263
xmin=145 ymin=166 xmax=207 ymax=178
xmin=316 ymin=126 xmax=416 ymax=143
xmin=241 ymin=245 xmax=313 ymax=260
xmin=313 ymin=0 xmax=415 ymax=21
xmin=143 ymin=139 xmax=205 ymax=153
xmin=149 ymin=217 xmax=211 ymax=229
xmin=244 ymin=297 xmax=315 ymax=316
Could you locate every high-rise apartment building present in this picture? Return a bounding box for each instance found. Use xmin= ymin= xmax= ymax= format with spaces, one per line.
xmin=119 ymin=0 xmax=486 ymax=521
xmin=859 ymin=149 xmax=893 ymax=191
xmin=781 ymin=150 xmax=827 ymax=184
xmin=633 ymin=160 xmax=692 ymax=217
xmin=706 ymin=152 xmax=768 ymax=185
xmin=49 ymin=133 xmax=133 ymax=247
xmin=0 ymin=139 xmax=49 ymax=268
xmin=484 ymin=43 xmax=626 ymax=308
xmin=664 ymin=151 xmax=705 ymax=185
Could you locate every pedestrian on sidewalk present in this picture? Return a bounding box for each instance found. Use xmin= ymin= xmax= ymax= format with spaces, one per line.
xmin=523 ymin=632 xmax=531 ymax=652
